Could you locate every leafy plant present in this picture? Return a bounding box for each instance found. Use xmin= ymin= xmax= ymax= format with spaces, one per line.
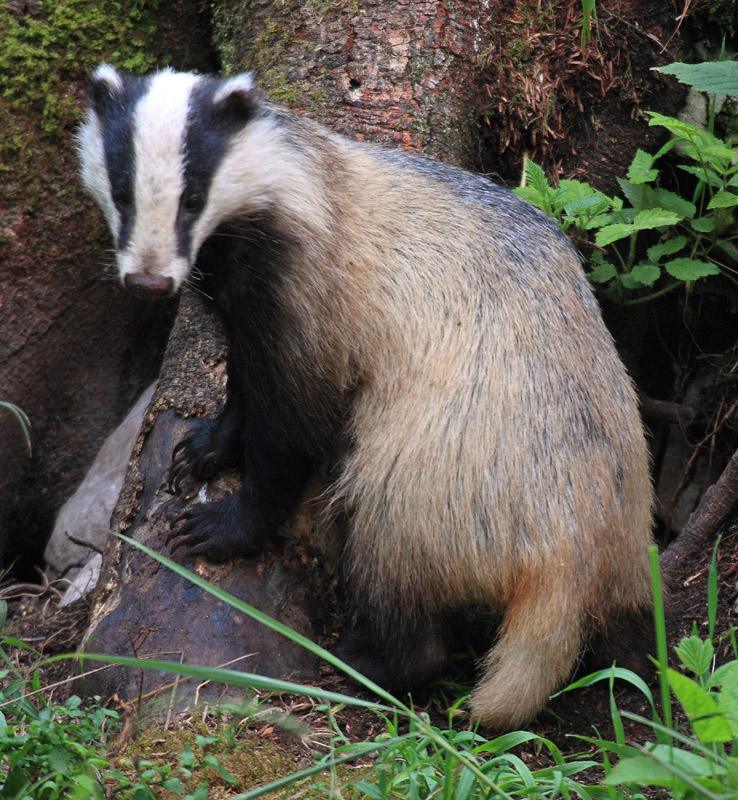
xmin=105 ymin=737 xmax=240 ymax=800
xmin=585 ymin=539 xmax=738 ymax=800
xmin=515 ymin=61 xmax=738 ymax=304
xmin=0 ymin=600 xmax=117 ymax=799
xmin=655 ymin=61 xmax=738 ymax=95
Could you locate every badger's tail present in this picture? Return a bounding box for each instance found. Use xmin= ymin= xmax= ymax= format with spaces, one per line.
xmin=468 ymin=560 xmax=586 ymax=730
xmin=469 ymin=554 xmax=655 ymax=730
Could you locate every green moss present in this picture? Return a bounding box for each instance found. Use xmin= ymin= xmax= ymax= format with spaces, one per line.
xmin=264 ymin=68 xmax=302 ymax=105
xmin=308 ymin=86 xmax=330 ymax=114
xmin=0 ymin=0 xmax=167 ymax=141
xmin=113 ymin=716 xmax=360 ymax=798
xmin=305 ymin=0 xmax=359 ymax=20
xmin=0 ymin=0 xmax=168 ymax=286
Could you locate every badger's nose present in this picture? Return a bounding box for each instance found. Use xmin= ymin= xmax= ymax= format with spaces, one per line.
xmin=123 ymin=273 xmax=175 ymax=296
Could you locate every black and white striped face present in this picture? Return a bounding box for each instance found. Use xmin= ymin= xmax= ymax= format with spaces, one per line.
xmin=78 ymin=65 xmax=279 ymax=295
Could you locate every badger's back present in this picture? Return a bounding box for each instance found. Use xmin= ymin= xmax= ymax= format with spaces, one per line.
xmin=325 ymin=148 xmax=652 ymax=612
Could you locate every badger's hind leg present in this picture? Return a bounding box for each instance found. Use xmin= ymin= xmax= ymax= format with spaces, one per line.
xmin=470 ymin=564 xmax=586 ymax=730
xmin=336 ymin=611 xmax=452 ymax=692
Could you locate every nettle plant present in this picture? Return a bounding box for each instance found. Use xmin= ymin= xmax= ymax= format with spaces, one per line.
xmin=515 ymin=61 xmax=738 ymax=304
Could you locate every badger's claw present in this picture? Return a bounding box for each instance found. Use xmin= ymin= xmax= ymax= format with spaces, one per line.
xmin=168 ymin=433 xmax=221 ymax=494
xmin=166 ymin=495 xmax=266 ymax=561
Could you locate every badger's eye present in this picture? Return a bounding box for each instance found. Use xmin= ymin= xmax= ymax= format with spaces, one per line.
xmin=182 ymin=191 xmax=204 ymax=214
xmin=113 ymin=187 xmax=133 ymax=210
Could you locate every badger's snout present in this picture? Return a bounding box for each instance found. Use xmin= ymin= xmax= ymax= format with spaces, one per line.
xmin=123 ymin=273 xmax=175 ymax=296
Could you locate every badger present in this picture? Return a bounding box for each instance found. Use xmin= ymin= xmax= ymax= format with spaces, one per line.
xmin=78 ymin=65 xmax=654 ymax=729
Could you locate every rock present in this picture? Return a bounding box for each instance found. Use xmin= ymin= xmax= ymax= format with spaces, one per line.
xmin=59 ymin=554 xmax=102 ymax=607
xmin=44 ymin=382 xmax=157 ymax=588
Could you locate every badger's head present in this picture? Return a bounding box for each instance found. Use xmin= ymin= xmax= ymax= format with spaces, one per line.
xmin=78 ymin=65 xmax=271 ymax=296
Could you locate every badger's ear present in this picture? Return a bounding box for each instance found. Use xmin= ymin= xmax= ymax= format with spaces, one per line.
xmin=212 ymin=73 xmax=259 ymax=121
xmin=88 ymin=64 xmax=124 ymax=114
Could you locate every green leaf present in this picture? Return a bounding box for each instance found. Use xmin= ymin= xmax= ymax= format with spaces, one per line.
xmin=163 ymin=778 xmax=186 ymax=794
xmin=665 ymin=258 xmax=720 ymax=280
xmin=648 ymin=236 xmax=687 ymax=262
xmin=648 ymin=112 xmax=737 ymax=164
xmin=674 ymin=635 xmax=714 ymax=677
xmin=708 ymin=190 xmax=738 ymax=209
xmin=564 ymin=194 xmax=609 ymax=216
xmin=588 ymin=263 xmax=618 ymax=283
xmin=655 ymin=189 xmax=696 ymax=219
xmin=690 ymin=216 xmax=716 ymax=232
xmin=596 ymin=223 xmax=634 ymax=246
xmin=514 ymin=186 xmax=550 ymax=214
xmin=696 ymin=142 xmax=738 ymax=165
xmin=667 ymin=668 xmax=734 ymax=744
xmin=603 ymin=755 xmax=677 ymax=787
xmin=628 ymin=149 xmax=658 ymax=184
xmin=596 ymin=207 xmax=682 ymax=247
xmin=629 ymin=262 xmax=661 ymax=286
xmin=679 ymin=164 xmax=725 ymax=188
xmin=648 ymin=743 xmax=723 ymax=778
xmin=585 ymin=210 xmax=634 ymax=230
xmin=647 ymin=111 xmax=703 ymax=141
xmin=707 ymin=660 xmax=738 ymax=689
xmin=616 ymin=177 xmax=660 ymax=210
xmin=556 ymin=180 xmax=613 ymax=219
xmin=632 ymin=207 xmax=684 ymax=229
xmin=620 ymin=271 xmax=646 ymax=290
xmin=524 ymin=159 xmax=550 ymax=196
xmin=48 ymin=745 xmax=72 ymax=773
xmin=718 ymin=664 xmax=738 ymax=736
xmin=655 ymin=61 xmax=738 ymax=95
xmin=70 ymin=775 xmax=98 ymax=798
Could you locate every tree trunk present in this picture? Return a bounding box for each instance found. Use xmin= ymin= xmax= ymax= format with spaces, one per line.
xmin=80 ymin=0 xmax=496 ymax=705
xmin=214 ymin=0 xmax=493 ymax=164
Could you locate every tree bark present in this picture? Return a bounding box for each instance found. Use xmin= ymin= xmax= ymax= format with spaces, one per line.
xmin=660 ymin=446 xmax=738 ymax=577
xmin=214 ymin=0 xmax=494 ymax=164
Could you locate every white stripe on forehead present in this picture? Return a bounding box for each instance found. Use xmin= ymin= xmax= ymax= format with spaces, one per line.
xmin=132 ymin=70 xmax=202 ymax=213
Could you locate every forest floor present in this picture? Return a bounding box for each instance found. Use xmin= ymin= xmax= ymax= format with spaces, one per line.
xmin=4 ymin=519 xmax=738 ymax=777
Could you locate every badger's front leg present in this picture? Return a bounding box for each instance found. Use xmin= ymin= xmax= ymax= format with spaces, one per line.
xmin=167 ymin=408 xmax=314 ymax=560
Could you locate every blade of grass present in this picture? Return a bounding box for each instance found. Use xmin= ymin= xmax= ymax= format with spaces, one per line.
xmin=53 ymin=652 xmax=395 ymax=712
xmin=650 ymin=545 xmax=672 ymax=743
xmin=708 ymin=535 xmax=722 ymax=643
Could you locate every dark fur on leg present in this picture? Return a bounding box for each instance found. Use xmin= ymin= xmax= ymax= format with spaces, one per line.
xmin=168 ymin=417 xmax=315 ymax=560
xmin=335 ymin=611 xmax=452 ymax=691
xmin=583 ymin=605 xmax=658 ymax=678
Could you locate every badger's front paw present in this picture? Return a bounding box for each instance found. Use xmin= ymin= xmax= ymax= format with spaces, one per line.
xmin=168 ymin=418 xmax=236 ymax=494
xmin=166 ymin=493 xmax=267 ymax=561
